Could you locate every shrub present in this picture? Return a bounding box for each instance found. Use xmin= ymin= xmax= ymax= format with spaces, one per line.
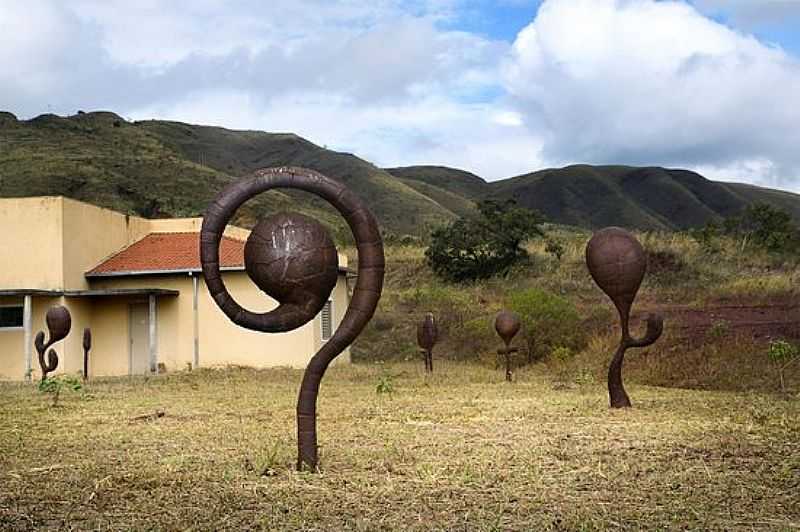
xmin=723 ymin=203 xmax=799 ymax=253
xmin=507 ymin=288 xmax=584 ymax=363
xmin=645 ymin=248 xmax=688 ymax=279
xmin=545 ymin=238 xmax=565 ymax=262
xmin=426 ymin=200 xmax=544 ymax=282
xmin=767 ymin=339 xmax=799 ymax=394
xmin=39 ymin=374 xmax=82 ymax=407
xmin=459 ymin=315 xmax=505 ymax=364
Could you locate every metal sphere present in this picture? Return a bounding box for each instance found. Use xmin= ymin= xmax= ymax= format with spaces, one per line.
xmin=585 ymin=227 xmax=646 ymax=310
xmin=46 ymin=306 xmax=72 ymax=343
xmin=244 ymin=212 xmax=339 ymax=315
xmin=417 ymin=312 xmax=438 ymax=350
xmin=495 ymin=310 xmax=521 ymax=346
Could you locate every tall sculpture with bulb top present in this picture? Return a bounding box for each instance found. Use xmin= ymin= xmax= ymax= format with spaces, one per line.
xmin=200 ymin=166 xmax=384 ymax=471
xmin=585 ymin=227 xmax=664 ymax=408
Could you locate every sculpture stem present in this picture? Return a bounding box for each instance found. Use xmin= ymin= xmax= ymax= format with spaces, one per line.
xmin=608 ymin=342 xmax=632 ymax=408
xmin=296 ymin=358 xmax=327 ymax=471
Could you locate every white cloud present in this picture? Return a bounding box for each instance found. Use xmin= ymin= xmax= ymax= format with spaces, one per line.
xmin=504 ymin=0 xmax=800 ymax=189
xmin=129 ymin=89 xmax=543 ymax=180
xmin=1 ymin=0 xmax=800 ymax=189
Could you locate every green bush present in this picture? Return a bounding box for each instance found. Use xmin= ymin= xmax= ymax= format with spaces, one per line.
xmin=507 ymin=288 xmax=584 ymax=363
xmin=725 ymin=203 xmax=798 ymax=253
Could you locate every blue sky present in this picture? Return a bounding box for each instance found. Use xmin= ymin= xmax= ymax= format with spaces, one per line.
xmin=445 ymin=1 xmax=800 ymax=55
xmin=1 ymin=0 xmax=799 ymax=190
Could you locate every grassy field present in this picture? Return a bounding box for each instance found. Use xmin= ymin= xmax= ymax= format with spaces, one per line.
xmin=2 ymin=232 xmax=800 ymax=530
xmin=1 ymin=363 xmax=798 ymax=531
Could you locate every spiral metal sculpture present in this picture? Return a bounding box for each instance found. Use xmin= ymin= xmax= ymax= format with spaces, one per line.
xmin=586 ymin=227 xmax=664 ymax=408
xmin=82 ymin=328 xmax=92 ymax=382
xmin=417 ymin=313 xmax=438 ymax=373
xmin=34 ymin=306 xmax=72 ymax=382
xmin=495 ymin=310 xmax=521 ymax=382
xmin=200 ymin=166 xmax=384 ymax=471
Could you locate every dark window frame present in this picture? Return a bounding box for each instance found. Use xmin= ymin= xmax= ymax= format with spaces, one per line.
xmin=0 ymin=305 xmax=24 ymax=330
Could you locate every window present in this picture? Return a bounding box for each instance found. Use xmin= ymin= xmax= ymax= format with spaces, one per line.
xmin=0 ymin=306 xmax=23 ymax=329
xmin=320 ymin=300 xmax=333 ymax=341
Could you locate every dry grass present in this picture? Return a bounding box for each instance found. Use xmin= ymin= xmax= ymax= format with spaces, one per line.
xmin=1 ymin=364 xmax=798 ymax=530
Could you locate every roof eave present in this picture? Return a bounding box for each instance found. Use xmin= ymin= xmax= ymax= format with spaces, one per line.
xmin=86 ymin=265 xmax=351 ymax=278
xmin=85 ymin=266 xmax=245 ymax=278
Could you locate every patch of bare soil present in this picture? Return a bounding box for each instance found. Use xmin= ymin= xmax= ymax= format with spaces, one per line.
xmin=635 ymin=297 xmax=800 ymax=346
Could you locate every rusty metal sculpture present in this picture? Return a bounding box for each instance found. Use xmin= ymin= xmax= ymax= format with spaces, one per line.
xmin=417 ymin=312 xmax=438 ymax=373
xmin=495 ymin=310 xmax=521 ymax=382
xmin=82 ymin=328 xmax=92 ymax=381
xmin=34 ymin=306 xmax=72 ymax=382
xmin=586 ymin=227 xmax=664 ymax=408
xmin=200 ymin=166 xmax=384 ymax=472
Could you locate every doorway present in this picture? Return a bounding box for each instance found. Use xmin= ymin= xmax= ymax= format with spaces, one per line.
xmin=129 ymin=303 xmax=151 ymax=375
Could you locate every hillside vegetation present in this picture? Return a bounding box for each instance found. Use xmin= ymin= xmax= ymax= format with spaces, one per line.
xmin=354 ymin=229 xmax=800 ymax=395
xmin=392 ymin=164 xmax=800 ymax=231
xmin=3 ymin=111 xmax=800 ymax=236
xmin=0 ymin=112 xmax=457 ymax=237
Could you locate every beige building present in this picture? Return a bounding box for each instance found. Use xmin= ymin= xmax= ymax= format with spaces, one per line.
xmin=0 ymin=197 xmax=351 ymax=380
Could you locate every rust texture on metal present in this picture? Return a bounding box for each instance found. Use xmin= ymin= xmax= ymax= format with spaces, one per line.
xmin=200 ymin=166 xmax=385 ymax=472
xmin=416 ymin=312 xmax=438 ymax=373
xmin=82 ymin=328 xmax=92 ymax=382
xmin=34 ymin=306 xmax=72 ymax=382
xmin=586 ymin=227 xmax=664 ymax=408
xmin=495 ymin=310 xmax=521 ymax=382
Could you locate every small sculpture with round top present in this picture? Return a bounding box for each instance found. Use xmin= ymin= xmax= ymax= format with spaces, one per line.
xmin=35 ymin=306 xmax=72 ymax=382
xmin=495 ymin=310 xmax=521 ymax=382
xmin=200 ymin=166 xmax=384 ymax=472
xmin=417 ymin=312 xmax=438 ymax=373
xmin=586 ymin=227 xmax=664 ymax=408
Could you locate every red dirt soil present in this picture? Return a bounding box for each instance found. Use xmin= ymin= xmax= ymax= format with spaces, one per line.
xmin=633 ymin=299 xmax=800 ymax=346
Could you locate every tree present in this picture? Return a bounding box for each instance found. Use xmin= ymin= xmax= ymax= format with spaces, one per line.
xmin=425 ymin=200 xmax=544 ymax=282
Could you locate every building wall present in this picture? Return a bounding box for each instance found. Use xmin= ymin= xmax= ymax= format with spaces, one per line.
xmin=0 ymin=196 xmax=353 ymax=379
xmin=0 ymin=198 xmax=65 ymax=290
xmin=88 ymin=271 xmax=350 ymax=373
xmin=61 ymin=198 xmax=151 ymax=290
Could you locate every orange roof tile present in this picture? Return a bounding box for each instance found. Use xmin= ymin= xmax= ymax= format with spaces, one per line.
xmin=87 ymin=232 xmax=244 ymax=277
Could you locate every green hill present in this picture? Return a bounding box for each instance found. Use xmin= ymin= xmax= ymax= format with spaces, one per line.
xmin=489 ymin=164 xmax=800 ymax=230
xmin=3 ymin=111 xmax=800 ymax=236
xmin=0 ymin=112 xmax=458 ymax=237
xmin=385 ymin=165 xmax=490 ymax=199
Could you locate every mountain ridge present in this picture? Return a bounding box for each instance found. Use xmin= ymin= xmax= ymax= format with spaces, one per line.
xmin=2 ymin=111 xmax=799 ymax=236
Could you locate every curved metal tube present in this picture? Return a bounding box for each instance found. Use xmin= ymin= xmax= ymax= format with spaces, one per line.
xmin=200 ymin=166 xmax=384 ymax=471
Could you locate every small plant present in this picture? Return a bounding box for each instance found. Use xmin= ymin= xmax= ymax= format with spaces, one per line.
xmin=376 ymin=373 xmax=395 ymax=395
xmin=545 ymin=238 xmax=565 ymax=262
xmin=767 ymin=339 xmax=799 ymax=394
xmin=706 ymin=320 xmax=731 ymax=340
xmin=39 ymin=374 xmax=82 ymax=407
xmin=550 ymin=346 xmax=573 ymax=362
